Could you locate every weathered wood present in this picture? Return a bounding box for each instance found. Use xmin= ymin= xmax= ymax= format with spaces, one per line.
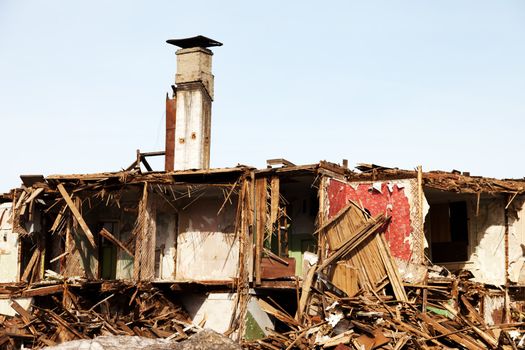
xmin=255 ymin=177 xmax=267 ymax=285
xmin=9 ymin=300 xmax=37 ymax=335
xmin=258 ymin=298 xmax=300 ymax=327
xmin=420 ymin=313 xmax=485 ymax=350
xmin=99 ymin=228 xmax=133 ymax=257
xmin=21 ymin=248 xmax=40 ymax=282
xmin=56 ymin=183 xmax=96 ymax=248
xmin=296 ymin=263 xmax=316 ymax=322
xmin=22 ymin=284 xmax=64 ymax=297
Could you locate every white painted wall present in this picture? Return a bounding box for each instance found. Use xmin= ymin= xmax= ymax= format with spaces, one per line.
xmin=175 ymin=197 xmax=238 ymax=281
xmin=180 ymin=293 xmax=274 ymax=336
xmin=0 ymin=203 xmax=19 ymax=283
xmin=176 ymin=231 xmax=238 ymax=281
xmin=174 ymin=89 xmax=209 ymax=170
xmin=181 ymin=293 xmax=235 ymax=333
xmin=0 ymin=298 xmax=32 ymax=317
xmin=467 ymin=197 xmax=525 ymax=285
xmin=156 ymin=211 xmax=177 ymax=280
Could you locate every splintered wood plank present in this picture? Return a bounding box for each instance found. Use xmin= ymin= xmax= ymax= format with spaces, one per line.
xmin=270 ymin=176 xmax=279 ymax=225
xmin=296 ymin=264 xmax=316 ymax=322
xmin=22 ymin=284 xmax=64 ymax=297
xmin=377 ymin=232 xmax=408 ymax=302
xmin=255 ymin=177 xmax=267 ymax=285
xmin=21 ymin=248 xmax=40 ymax=282
xmin=420 ymin=313 xmax=484 ymax=350
xmin=56 ymin=183 xmax=96 ymax=248
xmin=9 ymin=300 xmax=37 ymax=335
xmin=99 ymin=228 xmax=133 ymax=257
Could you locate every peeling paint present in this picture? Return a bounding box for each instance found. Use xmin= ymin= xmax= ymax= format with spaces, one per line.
xmin=326 ymin=178 xmax=418 ymax=262
xmin=0 ymin=203 xmax=19 ymax=283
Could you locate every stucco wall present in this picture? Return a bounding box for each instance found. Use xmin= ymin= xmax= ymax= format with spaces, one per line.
xmin=0 ymin=203 xmax=19 ymax=283
xmin=175 ymin=197 xmax=238 ymax=281
xmin=468 ymin=196 xmax=525 ymax=285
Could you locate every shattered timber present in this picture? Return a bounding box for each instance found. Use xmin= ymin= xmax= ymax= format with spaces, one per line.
xmin=2 ymin=36 xmax=525 ymax=349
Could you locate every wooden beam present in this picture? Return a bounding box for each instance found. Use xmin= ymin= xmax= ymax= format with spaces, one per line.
xmin=56 ymin=183 xmax=96 ymax=248
xmin=22 ymin=284 xmax=64 ymax=297
xmin=255 ymin=177 xmax=267 ymax=285
xmin=99 ymin=228 xmax=133 ymax=257
xmin=20 ymin=248 xmax=39 ymax=282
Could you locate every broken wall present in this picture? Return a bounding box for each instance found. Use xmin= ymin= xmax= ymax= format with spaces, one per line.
xmin=155 ymin=205 xmax=177 ymax=280
xmin=0 ymin=203 xmax=19 ymax=282
xmin=324 ymin=177 xmax=424 ymax=264
xmin=465 ymin=195 xmax=525 ymax=285
xmin=175 ymin=195 xmax=238 ymax=281
xmin=57 ymin=187 xmax=141 ymax=280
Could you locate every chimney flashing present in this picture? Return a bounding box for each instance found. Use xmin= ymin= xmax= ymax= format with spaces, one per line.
xmin=176 ymin=47 xmax=213 ymax=56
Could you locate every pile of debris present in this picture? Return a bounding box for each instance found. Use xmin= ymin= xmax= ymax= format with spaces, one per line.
xmin=245 ymin=275 xmax=525 ymax=349
xmin=0 ymin=282 xmax=197 ymax=349
xmin=42 ymin=329 xmax=243 ymax=350
xmin=244 ymin=201 xmax=525 ymax=349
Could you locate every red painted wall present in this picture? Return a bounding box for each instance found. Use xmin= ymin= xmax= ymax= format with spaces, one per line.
xmin=326 ymin=178 xmax=412 ymax=261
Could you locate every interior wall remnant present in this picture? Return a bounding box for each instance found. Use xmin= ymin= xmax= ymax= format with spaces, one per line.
xmin=483 ymin=293 xmax=505 ymax=325
xmin=468 ymin=196 xmax=525 ymax=285
xmin=0 ymin=203 xmax=19 ymax=283
xmin=116 ymin=203 xmax=136 ymax=280
xmin=133 ymin=185 xmax=157 ymax=281
xmin=155 ymin=208 xmax=177 ymax=280
xmin=0 ymin=298 xmax=32 ymax=317
xmin=278 ymin=178 xmax=317 ymax=276
xmin=175 ymin=196 xmax=238 ymax=281
xmin=325 ymin=178 xmax=425 ymax=264
xmin=180 ymin=293 xmax=236 ymax=334
xmin=179 ymin=292 xmax=274 ymax=338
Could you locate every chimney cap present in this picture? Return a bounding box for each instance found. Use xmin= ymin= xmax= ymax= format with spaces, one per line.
xmin=166 ymin=35 xmax=223 ymax=49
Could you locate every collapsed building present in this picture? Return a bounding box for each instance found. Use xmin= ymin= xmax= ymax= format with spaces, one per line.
xmin=1 ymin=36 xmax=525 ymax=349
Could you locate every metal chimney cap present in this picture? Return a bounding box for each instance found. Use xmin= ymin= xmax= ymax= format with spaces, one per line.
xmin=166 ymin=35 xmax=223 ymax=49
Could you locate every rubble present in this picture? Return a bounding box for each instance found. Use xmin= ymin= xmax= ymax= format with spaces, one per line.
xmin=41 ymin=330 xmax=242 ymax=350
xmin=244 ymin=276 xmax=525 ymax=349
xmin=0 ymin=283 xmax=197 ymax=349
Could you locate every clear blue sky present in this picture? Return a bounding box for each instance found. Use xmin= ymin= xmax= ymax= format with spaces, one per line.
xmin=1 ymin=1 xmax=524 ymax=191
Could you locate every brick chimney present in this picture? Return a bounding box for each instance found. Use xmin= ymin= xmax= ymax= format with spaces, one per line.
xmin=165 ymin=35 xmax=222 ymax=171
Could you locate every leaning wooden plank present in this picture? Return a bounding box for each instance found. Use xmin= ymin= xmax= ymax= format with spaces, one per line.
xmin=22 ymin=284 xmax=64 ymax=297
xmin=23 ymin=188 xmax=44 ymax=206
xmin=99 ymin=228 xmax=134 ymax=257
xmin=255 ymin=177 xmax=267 ymax=285
xmin=50 ymin=204 xmax=67 ymax=233
xmin=257 ymin=298 xmax=300 ymax=327
xmin=461 ymin=295 xmax=496 ymax=338
xmin=49 ymin=251 xmax=69 ymax=263
xmin=376 ymin=232 xmax=408 ymax=302
xmin=263 ymin=248 xmax=289 ymax=266
xmin=296 ymin=263 xmax=316 ymax=322
xmin=420 ymin=313 xmax=484 ymax=350
xmin=9 ymin=300 xmax=38 ymax=336
xmin=269 ymin=176 xmax=280 ymax=226
xmin=46 ymin=308 xmax=85 ymax=339
xmin=21 ymin=248 xmax=40 ymax=282
xmin=460 ymin=316 xmax=498 ymax=349
xmin=314 ymin=199 xmax=368 ymax=236
xmin=317 ymin=215 xmax=388 ymax=272
xmin=57 ymin=183 xmax=96 ymax=248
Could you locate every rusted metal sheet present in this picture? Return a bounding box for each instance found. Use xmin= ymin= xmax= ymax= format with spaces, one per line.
xmin=165 ymin=95 xmax=176 ymax=172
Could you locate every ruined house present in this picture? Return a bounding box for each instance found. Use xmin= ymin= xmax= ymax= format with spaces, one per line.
xmin=1 ymin=36 xmax=525 ymax=348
